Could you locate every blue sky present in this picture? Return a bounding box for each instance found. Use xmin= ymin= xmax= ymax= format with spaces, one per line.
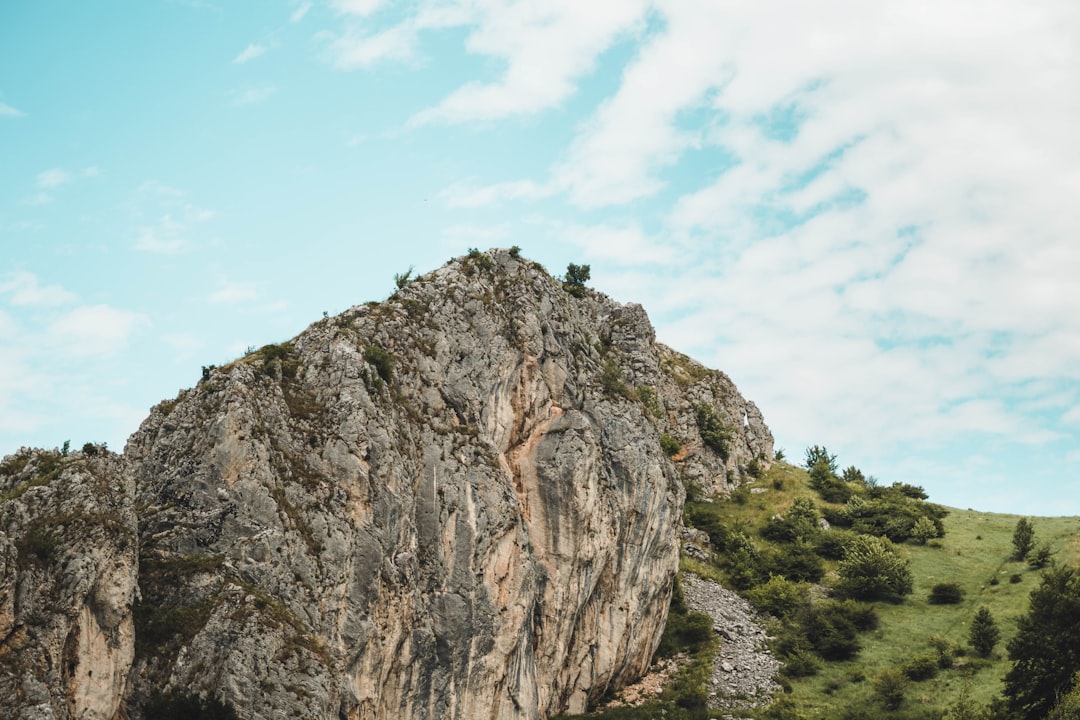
xmin=3 ymin=1 xmax=1080 ymax=515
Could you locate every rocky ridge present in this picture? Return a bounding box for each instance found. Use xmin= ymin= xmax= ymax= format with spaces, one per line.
xmin=0 ymin=249 xmax=773 ymax=719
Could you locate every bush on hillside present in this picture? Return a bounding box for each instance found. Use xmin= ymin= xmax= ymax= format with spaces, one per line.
xmin=929 ymin=583 xmax=965 ymax=605
xmin=836 ymin=535 xmax=913 ymax=601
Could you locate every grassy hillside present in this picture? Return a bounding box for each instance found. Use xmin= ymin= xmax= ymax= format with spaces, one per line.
xmin=572 ymin=459 xmax=1080 ymax=720
xmin=719 ymin=461 xmax=1080 ymax=718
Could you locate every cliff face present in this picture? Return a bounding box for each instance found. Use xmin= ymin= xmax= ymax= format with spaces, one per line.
xmin=0 ymin=250 xmax=772 ymax=720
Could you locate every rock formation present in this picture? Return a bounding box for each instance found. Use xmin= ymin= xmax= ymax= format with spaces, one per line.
xmin=0 ymin=249 xmax=772 ymax=719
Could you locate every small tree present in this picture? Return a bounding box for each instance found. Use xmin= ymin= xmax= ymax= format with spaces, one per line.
xmin=969 ymin=606 xmax=1000 ymax=657
xmin=804 ymin=445 xmax=838 ymax=474
xmin=393 ymin=266 xmax=414 ymax=289
xmin=837 ymin=535 xmax=913 ymax=600
xmin=1013 ymin=517 xmax=1036 ymax=561
xmin=911 ymin=516 xmax=939 ymax=545
xmin=564 ymin=263 xmax=591 ymax=297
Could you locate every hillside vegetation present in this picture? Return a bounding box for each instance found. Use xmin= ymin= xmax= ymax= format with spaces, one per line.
xmin=573 ymin=453 xmax=1080 ymax=720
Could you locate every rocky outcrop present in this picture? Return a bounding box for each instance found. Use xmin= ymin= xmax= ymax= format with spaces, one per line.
xmin=0 ymin=449 xmax=137 ymax=720
xmin=0 ymin=249 xmax=772 ymax=719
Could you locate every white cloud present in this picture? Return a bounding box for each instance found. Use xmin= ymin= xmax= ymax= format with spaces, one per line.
xmin=290 ymin=2 xmax=312 ymax=22
xmin=36 ymin=168 xmax=72 ymax=188
xmin=411 ymin=1 xmax=651 ymax=125
xmin=0 ymin=101 xmax=24 ymax=117
xmin=232 ymin=86 xmax=277 ymax=106
xmin=556 ymin=221 xmax=678 ymax=267
xmin=208 ymin=279 xmax=259 ymax=304
xmin=162 ymin=332 xmax=203 ymax=358
xmin=134 ymin=214 xmax=188 ymax=254
xmin=0 ymin=272 xmax=78 ymax=307
xmin=48 ymin=305 xmax=149 ymax=357
xmin=439 ymin=179 xmax=553 ymax=208
xmin=19 ymin=192 xmax=54 ymax=206
xmin=233 ymin=43 xmax=268 ymax=64
xmin=324 ymin=0 xmax=650 ymax=119
xmin=82 ymin=166 xmax=101 ymax=178
xmin=324 ymin=24 xmax=417 ymax=68
xmin=332 ymin=0 xmax=384 ymax=16
xmin=129 ymin=182 xmax=217 ymax=254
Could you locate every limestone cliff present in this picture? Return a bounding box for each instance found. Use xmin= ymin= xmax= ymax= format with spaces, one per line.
xmin=0 ymin=249 xmax=772 ymax=719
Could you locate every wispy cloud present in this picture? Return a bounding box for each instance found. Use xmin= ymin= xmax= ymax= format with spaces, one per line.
xmin=36 ymin=168 xmax=73 ymax=188
xmin=208 ymin=279 xmax=259 ymax=304
xmin=0 ymin=101 xmax=25 ymax=117
xmin=331 ymin=0 xmax=384 ymax=17
xmin=48 ymin=305 xmax=150 ymax=357
xmin=323 ymin=1 xmax=650 ymax=122
xmin=438 ymin=179 xmax=553 ymax=208
xmin=134 ymin=215 xmax=188 ymax=254
xmin=233 ymin=43 xmax=268 ymax=64
xmin=323 ymin=24 xmax=417 ymax=69
xmin=231 ymin=86 xmax=277 ymax=106
xmin=290 ymin=2 xmax=312 ymax=23
xmin=0 ymin=272 xmax=78 ymax=307
xmin=130 ymin=181 xmax=217 ymax=254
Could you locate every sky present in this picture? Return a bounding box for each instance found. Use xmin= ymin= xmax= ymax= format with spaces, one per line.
xmin=2 ymin=1 xmax=1080 ymax=516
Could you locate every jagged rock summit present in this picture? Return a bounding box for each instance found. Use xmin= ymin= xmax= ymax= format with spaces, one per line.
xmin=0 ymin=249 xmax=772 ymax=720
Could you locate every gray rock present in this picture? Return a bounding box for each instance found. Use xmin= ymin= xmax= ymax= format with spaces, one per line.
xmin=0 ymin=250 xmax=773 ymax=720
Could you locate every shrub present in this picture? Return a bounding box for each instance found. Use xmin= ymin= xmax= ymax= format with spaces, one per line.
xmin=600 ymin=358 xmax=632 ymax=399
xmin=694 ymin=404 xmax=731 ymax=459
xmin=765 ymin=540 xmax=825 ymax=583
xmin=393 ymin=266 xmax=413 ymax=289
xmin=814 ymin=529 xmax=856 ymax=560
xmin=659 ymin=433 xmax=681 ymax=457
xmin=911 ymin=516 xmax=940 ymax=544
xmin=508 ymin=245 xmax=521 ymax=258
xmin=929 ymin=582 xmax=965 ymax=605
xmin=363 ymin=345 xmax=393 ymax=385
xmin=17 ymin=525 xmax=61 ymax=565
xmin=656 ymin=609 xmax=714 ymax=658
xmin=746 ymin=576 xmax=810 ymax=620
xmin=800 ymin=601 xmax=866 ymax=661
xmin=809 ymin=460 xmax=853 ymax=503
xmin=837 ymin=535 xmax=914 ymax=600
xmin=873 ymin=669 xmax=909 ymax=711
xmin=746 ymin=458 xmax=763 ymax=478
xmin=903 ymin=654 xmax=939 ymax=681
xmin=780 ymin=648 xmax=821 ymax=678
xmin=1029 ymin=544 xmax=1053 ymax=569
xmin=1010 ymin=573 xmax=1023 ymax=584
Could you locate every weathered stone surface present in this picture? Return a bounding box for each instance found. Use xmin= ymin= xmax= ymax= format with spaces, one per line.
xmin=0 ymin=250 xmax=773 ymax=719
xmin=0 ymin=449 xmax=137 ymax=720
